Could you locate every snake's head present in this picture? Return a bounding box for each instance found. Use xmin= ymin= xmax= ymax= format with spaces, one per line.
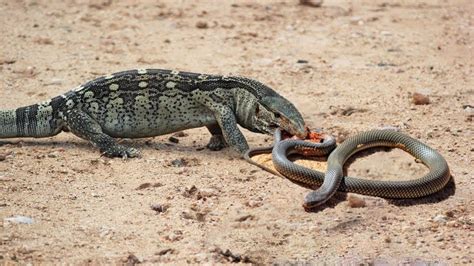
xmin=251 ymin=96 xmax=307 ymax=138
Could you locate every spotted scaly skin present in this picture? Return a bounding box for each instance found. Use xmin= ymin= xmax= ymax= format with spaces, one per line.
xmin=0 ymin=69 xmax=306 ymax=157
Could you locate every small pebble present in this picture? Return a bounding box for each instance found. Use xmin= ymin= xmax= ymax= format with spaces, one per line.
xmin=246 ymin=198 xmax=263 ymax=208
xmin=123 ymin=254 xmax=140 ymax=265
xmin=156 ymin=248 xmax=175 ymax=256
xmin=181 ymin=210 xmax=195 ymax=220
xmin=137 ymin=183 xmax=152 ymax=190
xmin=412 ymin=92 xmax=430 ymax=105
xmin=170 ymin=158 xmax=186 ymax=167
xmin=168 ymin=136 xmax=179 ymax=143
xmin=165 ymin=230 xmax=183 ymax=242
xmin=197 ymin=188 xmax=218 ymax=199
xmin=433 ymin=214 xmax=448 ymax=224
xmin=196 ymin=21 xmax=208 ymax=29
xmin=446 ymin=221 xmax=459 ymax=227
xmin=347 ymin=194 xmax=366 ymax=208
xmin=445 ymin=210 xmax=455 ymax=218
xmin=4 ymin=215 xmax=35 ymax=224
xmin=33 ymin=36 xmax=54 ymax=45
xmin=235 ymin=214 xmax=255 ymax=222
xmin=151 ymin=203 xmax=168 ymax=213
xmin=299 ymin=0 xmax=323 ymax=7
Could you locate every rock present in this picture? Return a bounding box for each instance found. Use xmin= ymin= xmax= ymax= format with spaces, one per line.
xmin=4 ymin=215 xmax=35 ymax=224
xmin=412 ymin=92 xmax=430 ymax=105
xmin=33 ymin=36 xmax=54 ymax=45
xmin=197 ymin=188 xmax=218 ymax=199
xmin=181 ymin=210 xmax=196 ymax=220
xmin=47 ymin=152 xmax=58 ymax=158
xmin=150 ymin=204 xmax=168 ymax=213
xmin=347 ymin=194 xmax=366 ymax=208
xmin=137 ymin=182 xmax=162 ymax=190
xmin=196 ymin=21 xmax=208 ymax=29
xmin=136 ymin=183 xmax=152 ymax=190
xmin=235 ymin=214 xmax=255 ymax=222
xmin=156 ymin=248 xmax=175 ymax=256
xmin=168 ymin=136 xmax=179 ymax=143
xmin=433 ymin=214 xmax=448 ymax=224
xmin=99 ymin=227 xmax=114 ymax=238
xmin=435 ymin=234 xmax=444 ymax=242
xmin=216 ymin=248 xmax=253 ymax=263
xmin=445 ymin=210 xmax=455 ymax=218
xmin=170 ymin=158 xmax=187 ymax=167
xmin=169 ymin=158 xmax=201 ymax=167
xmin=182 ymin=185 xmax=198 ymax=198
xmin=299 ymin=0 xmax=323 ymax=7
xmin=246 ymin=197 xmax=263 ymax=208
xmin=123 ymin=253 xmax=140 ymax=265
xmin=446 ymin=221 xmax=459 ymax=227
xmin=13 ymin=66 xmax=38 ymax=77
xmin=165 ymin=230 xmax=183 ymax=242
xmin=349 ymin=16 xmax=364 ymax=25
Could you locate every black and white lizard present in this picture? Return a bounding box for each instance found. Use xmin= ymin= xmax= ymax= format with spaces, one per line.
xmin=0 ymin=69 xmax=306 ymax=157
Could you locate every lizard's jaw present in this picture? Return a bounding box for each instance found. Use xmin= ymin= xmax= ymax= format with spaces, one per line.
xmin=279 ymin=118 xmax=307 ymax=139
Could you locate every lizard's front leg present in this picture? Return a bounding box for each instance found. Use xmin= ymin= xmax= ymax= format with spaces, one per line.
xmin=209 ymin=105 xmax=249 ymax=155
xmin=206 ymin=124 xmax=228 ymax=151
xmin=63 ymin=108 xmax=140 ymax=158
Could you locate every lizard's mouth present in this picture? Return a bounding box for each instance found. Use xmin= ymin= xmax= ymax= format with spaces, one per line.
xmin=259 ymin=122 xmax=279 ymax=135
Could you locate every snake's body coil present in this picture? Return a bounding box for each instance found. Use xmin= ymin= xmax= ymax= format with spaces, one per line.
xmin=245 ymin=129 xmax=451 ymax=209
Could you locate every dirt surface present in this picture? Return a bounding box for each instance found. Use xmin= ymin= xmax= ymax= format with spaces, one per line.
xmin=0 ymin=0 xmax=473 ymax=264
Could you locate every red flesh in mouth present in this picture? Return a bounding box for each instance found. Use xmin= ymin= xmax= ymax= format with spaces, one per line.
xmin=281 ymin=126 xmax=325 ymax=143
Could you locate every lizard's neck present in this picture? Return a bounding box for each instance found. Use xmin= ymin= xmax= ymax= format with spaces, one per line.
xmin=232 ymin=88 xmax=258 ymax=130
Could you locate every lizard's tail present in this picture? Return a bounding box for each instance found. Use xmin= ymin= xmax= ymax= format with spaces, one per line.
xmin=0 ymin=102 xmax=62 ymax=138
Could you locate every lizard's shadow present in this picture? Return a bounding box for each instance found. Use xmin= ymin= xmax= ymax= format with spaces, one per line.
xmin=0 ymin=137 xmax=216 ymax=156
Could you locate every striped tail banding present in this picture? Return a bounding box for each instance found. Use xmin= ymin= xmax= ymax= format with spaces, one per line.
xmin=0 ymin=97 xmax=65 ymax=138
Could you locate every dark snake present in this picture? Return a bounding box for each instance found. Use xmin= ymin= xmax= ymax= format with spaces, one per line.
xmin=244 ymin=129 xmax=451 ymax=209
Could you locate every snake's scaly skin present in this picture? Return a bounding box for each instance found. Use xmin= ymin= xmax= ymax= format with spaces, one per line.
xmin=245 ymin=129 xmax=451 ymax=209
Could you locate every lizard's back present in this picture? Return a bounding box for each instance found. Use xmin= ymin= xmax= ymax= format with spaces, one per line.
xmin=69 ymin=69 xmax=226 ymax=138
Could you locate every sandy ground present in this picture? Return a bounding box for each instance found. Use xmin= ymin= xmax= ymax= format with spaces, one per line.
xmin=0 ymin=0 xmax=473 ymax=264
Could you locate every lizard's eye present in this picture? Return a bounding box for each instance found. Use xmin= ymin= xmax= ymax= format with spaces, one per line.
xmin=274 ymin=113 xmax=281 ymax=119
xmin=255 ymin=105 xmax=260 ymax=115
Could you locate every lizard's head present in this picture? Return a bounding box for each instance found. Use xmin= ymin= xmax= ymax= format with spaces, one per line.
xmin=251 ymin=96 xmax=307 ymax=138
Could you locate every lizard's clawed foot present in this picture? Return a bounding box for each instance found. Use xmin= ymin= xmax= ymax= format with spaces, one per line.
xmin=102 ymin=145 xmax=140 ymax=158
xmin=206 ymin=135 xmax=228 ymax=151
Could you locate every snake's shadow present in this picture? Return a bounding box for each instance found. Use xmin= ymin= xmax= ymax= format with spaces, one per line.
xmin=303 ymin=178 xmax=456 ymax=213
xmin=386 ymin=177 xmax=456 ymax=206
xmin=342 ymin=147 xmax=456 ymax=207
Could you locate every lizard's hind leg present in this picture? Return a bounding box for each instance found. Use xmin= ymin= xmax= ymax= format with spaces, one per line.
xmin=63 ymin=108 xmax=140 ymax=158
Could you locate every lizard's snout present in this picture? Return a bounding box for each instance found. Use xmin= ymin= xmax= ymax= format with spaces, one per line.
xmin=281 ymin=119 xmax=307 ymax=139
